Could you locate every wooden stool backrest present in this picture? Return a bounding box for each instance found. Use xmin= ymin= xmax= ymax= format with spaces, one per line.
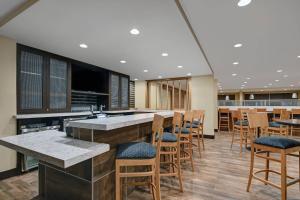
xmin=152 ymin=114 xmax=165 ymax=146
xmin=172 ymin=112 xmax=182 ymax=128
xmin=257 ymin=108 xmax=267 ymax=112
xmin=193 ymin=110 xmax=205 ymax=124
xmin=247 ymin=112 xmax=269 ymax=141
xmin=239 ymin=108 xmax=250 ymax=121
xmin=219 ymin=108 xmax=230 ymax=114
xmin=280 ymin=110 xmax=290 ymax=120
xmin=291 ymin=109 xmax=300 ymax=119
xmin=184 ymin=111 xmax=193 ymax=123
xmin=273 ymin=108 xmax=286 ymax=119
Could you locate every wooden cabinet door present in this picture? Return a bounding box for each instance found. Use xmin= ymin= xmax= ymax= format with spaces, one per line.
xmin=48 ymin=57 xmax=70 ymax=112
xmin=110 ymin=73 xmax=120 ymax=109
xmin=120 ymin=76 xmax=129 ymax=109
xmin=18 ymin=49 xmax=46 ymax=113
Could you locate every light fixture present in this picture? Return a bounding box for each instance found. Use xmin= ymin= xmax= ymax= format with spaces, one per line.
xmin=246 ymin=77 xmax=251 ymax=80
xmin=268 ymin=83 xmax=272 ymax=86
xmin=161 ymin=53 xmax=168 ymax=57
xmin=158 ymin=75 xmax=162 ymax=79
xmin=233 ymin=62 xmax=239 ymax=65
xmin=241 ymin=84 xmax=245 ymax=87
xmin=232 ymin=73 xmax=237 ymax=76
xmin=120 ymin=60 xmax=126 ymax=64
xmin=292 ymin=93 xmax=298 ymax=99
xmin=79 ymin=43 xmax=88 ymax=48
xmin=234 ymin=43 xmax=242 ymax=48
xmin=143 ymin=69 xmax=148 ymax=72
xmin=275 ymin=80 xmax=279 ymax=82
xmin=225 ymin=95 xmax=230 ymax=101
xmin=130 ymin=28 xmax=140 ymax=35
xmin=249 ymin=94 xmax=255 ymax=100
xmin=243 ymin=81 xmax=247 ymax=84
xmin=134 ymin=78 xmax=138 ymax=81
xmin=238 ymin=0 xmax=252 ymax=7
xmin=277 ymin=69 xmax=283 ymax=73
xmin=283 ymin=75 xmax=288 ymax=78
xmin=290 ymin=84 xmax=294 ymax=87
xmin=177 ymin=65 xmax=183 ymax=68
xmin=187 ymin=72 xmax=192 ymax=76
xmin=297 ymin=55 xmax=300 ymax=58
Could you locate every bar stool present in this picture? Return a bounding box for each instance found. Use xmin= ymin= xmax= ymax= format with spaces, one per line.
xmin=115 ymin=114 xmax=164 ymax=200
xmin=272 ymin=108 xmax=287 ymax=121
xmin=154 ymin=112 xmax=183 ymax=192
xmin=291 ymin=109 xmax=300 ymax=136
xmin=186 ymin=110 xmax=205 ymax=157
xmin=175 ymin=111 xmax=195 ymax=171
xmin=247 ymin=112 xmax=300 ymax=200
xmin=268 ymin=110 xmax=290 ymax=136
xmin=218 ymin=108 xmax=230 ymax=132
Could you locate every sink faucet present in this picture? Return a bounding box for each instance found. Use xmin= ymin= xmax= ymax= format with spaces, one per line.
xmin=100 ymin=105 xmax=105 ymax=114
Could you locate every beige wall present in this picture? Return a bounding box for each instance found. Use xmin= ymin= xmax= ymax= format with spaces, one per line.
xmin=134 ymin=81 xmax=147 ymax=109
xmin=0 ymin=36 xmax=17 ymax=172
xmin=190 ymin=75 xmax=217 ymax=136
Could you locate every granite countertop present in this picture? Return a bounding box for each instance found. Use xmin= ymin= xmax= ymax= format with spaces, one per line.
xmin=0 ymin=130 xmax=109 ymax=168
xmin=68 ymin=111 xmax=174 ymax=131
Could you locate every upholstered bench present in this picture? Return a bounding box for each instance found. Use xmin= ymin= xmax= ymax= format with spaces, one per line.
xmin=247 ymin=136 xmax=300 ymax=200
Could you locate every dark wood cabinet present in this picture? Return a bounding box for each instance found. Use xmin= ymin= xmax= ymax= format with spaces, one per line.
xmin=17 ymin=45 xmax=71 ymax=114
xmin=109 ymin=73 xmax=129 ymax=110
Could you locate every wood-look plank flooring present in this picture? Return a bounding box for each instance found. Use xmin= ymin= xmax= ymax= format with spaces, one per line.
xmin=0 ymin=132 xmax=299 ymax=200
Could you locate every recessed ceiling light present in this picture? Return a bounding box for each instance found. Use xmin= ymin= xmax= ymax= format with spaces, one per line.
xmin=120 ymin=60 xmax=126 ymax=63
xmin=243 ymin=81 xmax=247 ymax=84
xmin=158 ymin=75 xmax=162 ymax=79
xmin=233 ymin=62 xmax=239 ymax=65
xmin=241 ymin=84 xmax=245 ymax=87
xmin=275 ymin=80 xmax=279 ymax=82
xmin=283 ymin=75 xmax=288 ymax=78
xmin=238 ymin=0 xmax=252 ymax=7
xmin=130 ymin=28 xmax=140 ymax=35
xmin=79 ymin=43 xmax=88 ymax=48
xmin=177 ymin=65 xmax=183 ymax=69
xmin=297 ymin=55 xmax=300 ymax=58
xmin=290 ymin=84 xmax=294 ymax=87
xmin=234 ymin=43 xmax=242 ymax=48
xmin=143 ymin=69 xmax=148 ymax=72
xmin=187 ymin=73 xmax=192 ymax=76
xmin=134 ymin=78 xmax=138 ymax=81
xmin=232 ymin=73 xmax=237 ymax=76
xmin=161 ymin=53 xmax=168 ymax=57
xmin=277 ymin=69 xmax=283 ymax=73
xmin=246 ymin=77 xmax=251 ymax=80
xmin=268 ymin=83 xmax=272 ymax=86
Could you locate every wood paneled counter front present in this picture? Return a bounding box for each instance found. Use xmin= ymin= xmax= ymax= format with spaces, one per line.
xmin=67 ymin=111 xmax=174 ymax=200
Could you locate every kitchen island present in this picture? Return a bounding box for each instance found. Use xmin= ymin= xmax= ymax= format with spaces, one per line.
xmin=1 ymin=111 xmax=174 ymax=200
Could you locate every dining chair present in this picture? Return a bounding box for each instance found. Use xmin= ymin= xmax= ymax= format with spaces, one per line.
xmin=153 ymin=112 xmax=183 ymax=192
xmin=247 ymin=112 xmax=300 ymax=200
xmin=291 ymin=109 xmax=300 ymax=136
xmin=218 ymin=108 xmax=230 ymax=132
xmin=115 ymin=114 xmax=164 ymax=200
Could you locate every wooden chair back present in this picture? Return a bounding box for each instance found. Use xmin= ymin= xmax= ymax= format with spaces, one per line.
xmin=291 ymin=109 xmax=300 ymax=119
xmin=240 ymin=109 xmax=250 ymax=121
xmin=184 ymin=111 xmax=194 ymax=123
xmin=248 ymin=109 xmax=257 ymax=114
xmin=219 ymin=108 xmax=230 ymax=114
xmin=257 ymin=108 xmax=267 ymax=112
xmin=172 ymin=112 xmax=182 ymax=128
xmin=247 ymin=113 xmax=269 ymax=129
xmin=152 ymin=114 xmax=165 ymax=146
xmin=280 ymin=110 xmax=290 ymax=120
xmin=193 ymin=110 xmax=205 ymax=124
xmin=273 ymin=108 xmax=287 ymax=119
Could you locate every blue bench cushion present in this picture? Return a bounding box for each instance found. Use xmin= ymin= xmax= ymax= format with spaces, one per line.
xmin=116 ymin=142 xmax=156 ymax=159
xmin=269 ymin=121 xmax=281 ymax=128
xmin=175 ymin=127 xmax=190 ymax=134
xmin=254 ymin=136 xmax=300 ymax=149
xmin=185 ymin=123 xmax=199 ymax=128
xmin=193 ymin=120 xmax=202 ymax=125
xmin=156 ymin=132 xmax=177 ymax=142
xmin=234 ymin=120 xmax=248 ymax=126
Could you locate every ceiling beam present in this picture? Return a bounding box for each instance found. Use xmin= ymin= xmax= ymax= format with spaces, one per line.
xmin=174 ymin=0 xmax=214 ymax=74
xmin=0 ymin=0 xmax=39 ymax=28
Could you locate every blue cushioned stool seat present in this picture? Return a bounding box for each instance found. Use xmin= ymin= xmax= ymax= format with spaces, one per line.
xmin=175 ymin=127 xmax=190 ymax=134
xmin=254 ymin=136 xmax=300 ymax=149
xmin=234 ymin=120 xmax=248 ymax=126
xmin=116 ymin=142 xmax=156 ymax=159
xmin=185 ymin=123 xmax=199 ymax=128
xmin=156 ymin=132 xmax=177 ymax=142
xmin=269 ymin=121 xmax=281 ymax=128
xmin=192 ymin=120 xmax=202 ymax=125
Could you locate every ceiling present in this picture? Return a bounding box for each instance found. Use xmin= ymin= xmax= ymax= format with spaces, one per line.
xmin=181 ymin=0 xmax=300 ymax=90
xmin=0 ymin=0 xmax=212 ymax=81
xmin=0 ymin=0 xmax=27 ymax=20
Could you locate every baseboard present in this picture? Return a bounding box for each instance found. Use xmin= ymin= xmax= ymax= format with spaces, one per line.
xmin=204 ymin=135 xmax=215 ymax=139
xmin=0 ymin=168 xmax=20 ymax=180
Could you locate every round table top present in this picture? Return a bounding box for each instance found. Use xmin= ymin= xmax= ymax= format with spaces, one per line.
xmin=274 ymin=119 xmax=300 ymax=126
